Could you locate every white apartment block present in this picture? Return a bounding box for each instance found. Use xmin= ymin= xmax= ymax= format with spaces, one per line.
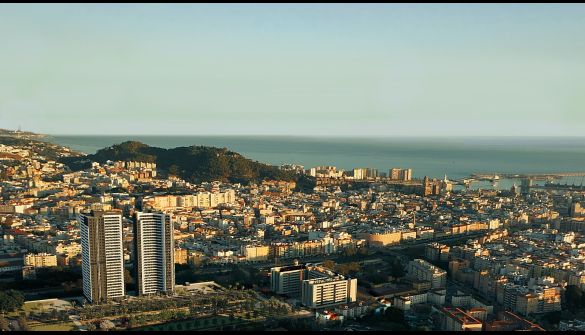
xmin=134 ymin=212 xmax=174 ymax=296
xmin=301 ymin=276 xmax=358 ymax=309
xmin=271 ymin=263 xmax=358 ymax=309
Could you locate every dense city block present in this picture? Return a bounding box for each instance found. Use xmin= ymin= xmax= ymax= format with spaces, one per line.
xmin=1 ymin=131 xmax=585 ymax=331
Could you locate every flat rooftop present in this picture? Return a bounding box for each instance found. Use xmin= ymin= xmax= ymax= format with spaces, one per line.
xmin=175 ymin=281 xmax=225 ymax=294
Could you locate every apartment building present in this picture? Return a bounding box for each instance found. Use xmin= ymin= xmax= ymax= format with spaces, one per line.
xmin=241 ymin=244 xmax=270 ymax=261
xmin=425 ymin=243 xmax=450 ymax=262
xmin=133 ymin=211 xmax=174 ymax=296
xmin=439 ymin=307 xmax=483 ymax=331
xmin=79 ymin=210 xmax=125 ymax=304
xmin=271 ymin=263 xmax=358 ymax=309
xmin=301 ymin=276 xmax=357 ymax=309
xmin=407 ymin=259 xmax=447 ymax=289
xmin=389 ymin=168 xmax=412 ymax=181
xmin=23 ymin=253 xmax=57 ymax=268
xmin=271 ymin=264 xmax=307 ymax=296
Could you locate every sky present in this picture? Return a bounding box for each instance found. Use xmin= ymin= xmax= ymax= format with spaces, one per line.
xmin=0 ymin=3 xmax=584 ymax=137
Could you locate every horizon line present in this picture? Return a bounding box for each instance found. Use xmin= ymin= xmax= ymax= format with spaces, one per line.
xmin=46 ymin=133 xmax=585 ymax=138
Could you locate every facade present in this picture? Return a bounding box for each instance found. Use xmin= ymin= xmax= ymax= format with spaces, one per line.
xmin=366 ymin=231 xmax=402 ymax=247
xmin=421 ymin=176 xmax=442 ymax=196
xmin=503 ymin=284 xmax=561 ymax=315
xmin=24 ymin=253 xmax=57 ymax=268
xmin=174 ymin=248 xmax=188 ymax=265
xmin=353 ymin=168 xmax=367 ymax=180
xmin=79 ymin=211 xmax=125 ymax=304
xmin=570 ymin=202 xmax=585 ymax=217
xmin=394 ymin=292 xmax=428 ymax=311
xmin=407 ymin=259 xmax=447 ymax=289
xmin=271 ymin=263 xmax=358 ymax=309
xmin=271 ymin=264 xmax=307 ymax=296
xmin=389 ymin=168 xmax=412 ymax=181
xmin=425 ymin=243 xmax=450 ymax=262
xmin=133 ymin=211 xmax=174 ymax=296
xmin=333 ymin=301 xmax=369 ymax=319
xmin=241 ymin=244 xmax=270 ymax=261
xmin=301 ymin=276 xmax=357 ymax=309
xmin=366 ymin=168 xmax=379 ymax=179
xmin=143 ymin=190 xmax=236 ymax=210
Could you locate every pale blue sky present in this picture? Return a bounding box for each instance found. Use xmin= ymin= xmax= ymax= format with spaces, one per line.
xmin=0 ymin=4 xmax=584 ymax=136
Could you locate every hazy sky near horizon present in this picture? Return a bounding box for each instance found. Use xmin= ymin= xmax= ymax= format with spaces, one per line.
xmin=1 ymin=4 xmax=584 ymax=136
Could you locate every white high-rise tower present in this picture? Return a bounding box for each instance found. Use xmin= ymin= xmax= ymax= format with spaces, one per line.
xmin=133 ymin=211 xmax=174 ymax=296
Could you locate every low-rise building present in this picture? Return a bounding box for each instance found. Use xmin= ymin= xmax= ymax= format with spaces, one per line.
xmin=23 ymin=253 xmax=57 ymax=268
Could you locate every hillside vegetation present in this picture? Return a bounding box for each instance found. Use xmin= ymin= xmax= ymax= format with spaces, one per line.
xmin=61 ymin=141 xmax=315 ymax=187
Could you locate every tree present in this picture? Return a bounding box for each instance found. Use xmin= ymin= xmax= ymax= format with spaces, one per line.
xmin=0 ymin=290 xmax=25 ymax=313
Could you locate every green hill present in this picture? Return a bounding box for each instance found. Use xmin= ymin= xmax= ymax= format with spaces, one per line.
xmin=61 ymin=141 xmax=315 ymax=187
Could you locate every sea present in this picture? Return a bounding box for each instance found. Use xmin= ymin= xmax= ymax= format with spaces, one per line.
xmin=47 ymin=135 xmax=585 ymax=191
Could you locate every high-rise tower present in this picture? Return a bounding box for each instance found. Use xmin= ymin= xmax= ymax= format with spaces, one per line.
xmin=133 ymin=211 xmax=174 ymax=296
xmin=79 ymin=210 xmax=125 ymax=303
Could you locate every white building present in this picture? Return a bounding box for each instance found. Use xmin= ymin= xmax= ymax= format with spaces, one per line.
xmin=302 ymin=276 xmax=358 ymax=309
xmin=133 ymin=212 xmax=174 ymax=296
